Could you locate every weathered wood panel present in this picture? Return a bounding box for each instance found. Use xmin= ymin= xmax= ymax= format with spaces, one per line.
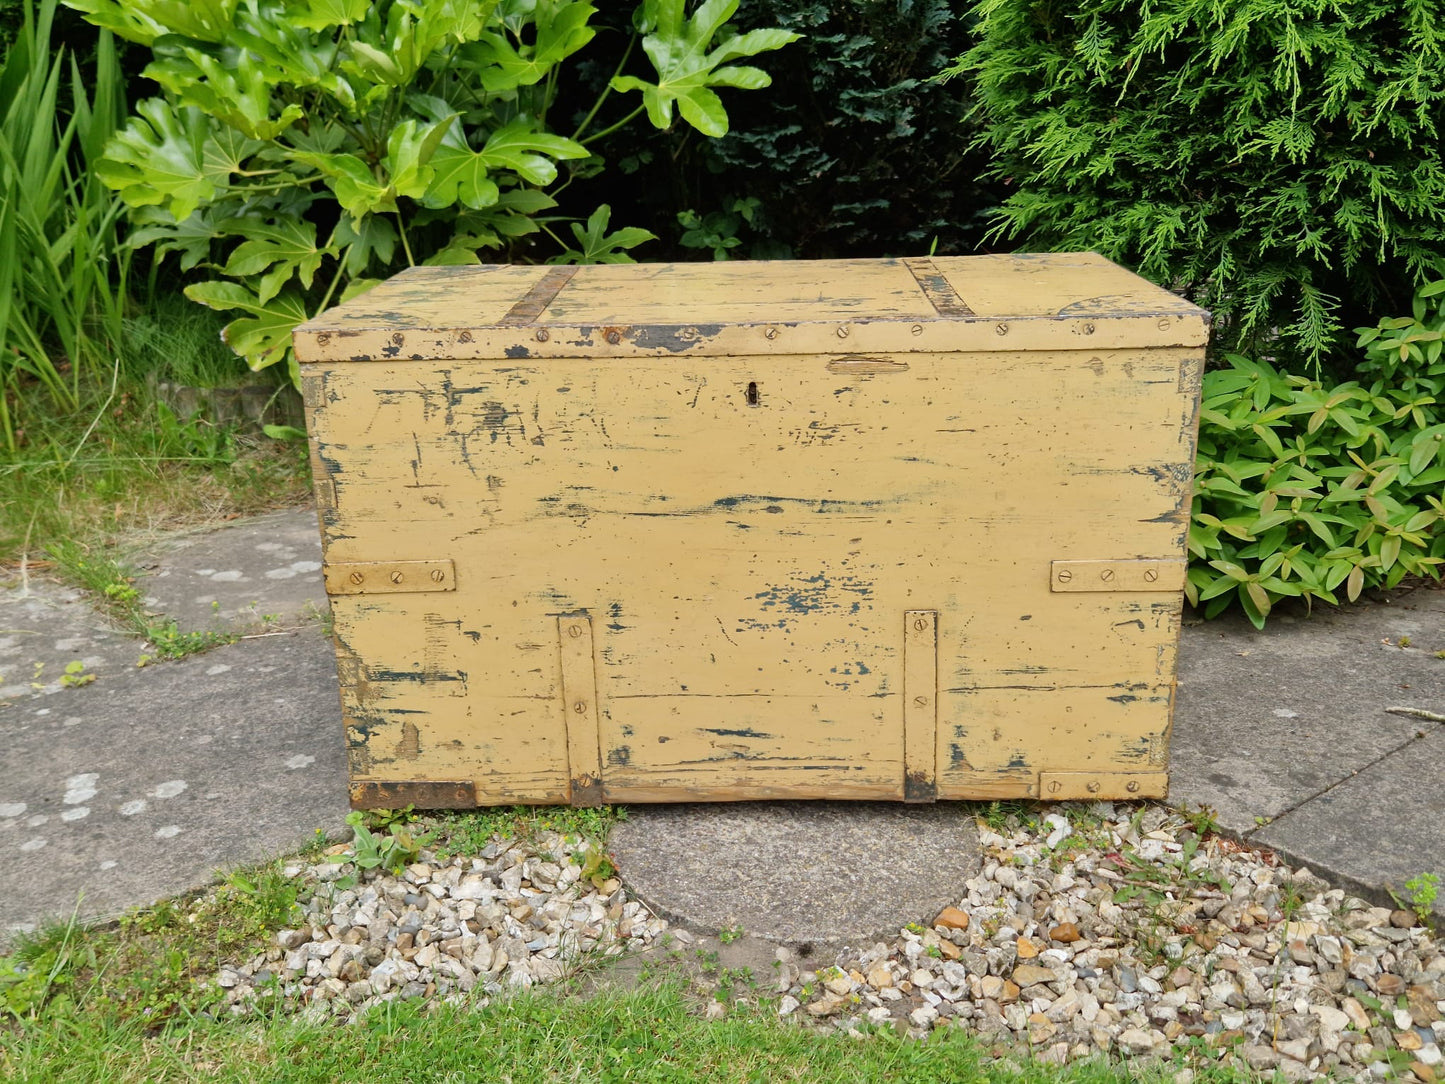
xmin=298 ymin=256 xmax=1205 ymax=805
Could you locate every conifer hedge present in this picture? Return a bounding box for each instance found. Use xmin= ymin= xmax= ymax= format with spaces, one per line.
xmin=947 ymin=0 xmax=1445 ymax=371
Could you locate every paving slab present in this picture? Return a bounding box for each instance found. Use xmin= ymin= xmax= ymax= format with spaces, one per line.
xmin=1171 ymin=589 xmax=1445 ymax=835
xmin=0 ymin=581 xmax=140 ymax=697
xmin=137 ymin=508 xmax=328 ymax=633
xmin=1253 ymin=726 xmax=1445 ymax=916
xmin=609 ymin=801 xmax=981 ymax=948
xmin=0 ymin=629 xmax=348 ymax=941
xmin=1172 ymin=587 xmax=1445 ymax=916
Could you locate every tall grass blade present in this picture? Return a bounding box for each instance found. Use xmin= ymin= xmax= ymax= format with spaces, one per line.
xmin=0 ymin=0 xmax=128 ymax=448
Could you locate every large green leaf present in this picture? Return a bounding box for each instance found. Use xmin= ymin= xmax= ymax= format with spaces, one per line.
xmin=334 ymin=214 xmax=398 ymax=276
xmin=221 ymin=217 xmax=330 ymax=303
xmin=424 ymin=145 xmax=502 ymax=210
xmin=548 ymin=204 xmax=655 ymax=264
xmin=184 ymin=280 xmax=307 ymax=370
xmin=384 ymin=118 xmax=451 ymax=201
xmin=147 ymin=47 xmax=304 ymax=141
xmin=64 ymin=0 xmax=238 ymax=44
xmin=96 ymin=100 xmax=224 ymax=219
xmin=291 ymin=0 xmax=369 ymax=31
xmin=475 ymin=121 xmax=587 ymax=187
xmin=126 ymin=203 xmax=229 ymax=270
xmin=473 ymin=1 xmax=596 ymax=90
xmin=291 ymin=151 xmax=393 ymax=216
xmin=610 ymin=0 xmax=798 ymax=137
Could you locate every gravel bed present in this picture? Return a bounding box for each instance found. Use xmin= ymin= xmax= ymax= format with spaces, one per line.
xmin=215 ymin=805 xmax=1443 ymax=1081
xmin=216 ymin=832 xmax=666 ymax=1017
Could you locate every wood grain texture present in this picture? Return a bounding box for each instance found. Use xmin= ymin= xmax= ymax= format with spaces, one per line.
xmin=302 ymin=256 xmax=1205 ymax=806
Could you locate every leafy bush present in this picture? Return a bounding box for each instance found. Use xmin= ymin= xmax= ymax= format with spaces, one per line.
xmin=948 ymin=0 xmax=1445 ymax=370
xmin=1189 ymin=281 xmax=1445 ymax=627
xmin=0 ymin=0 xmax=127 ymax=448
xmin=579 ymin=0 xmax=993 ymax=259
xmin=65 ymin=0 xmax=797 ymax=382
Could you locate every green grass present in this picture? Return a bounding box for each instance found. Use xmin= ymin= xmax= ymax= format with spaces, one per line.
xmin=0 ymin=336 xmax=311 ymax=646
xmin=0 ymin=980 xmax=1270 ymax=1083
xmin=423 ymin=804 xmax=628 ymax=862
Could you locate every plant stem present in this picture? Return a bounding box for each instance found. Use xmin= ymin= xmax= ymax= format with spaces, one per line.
xmin=397 ymin=210 xmax=416 ymax=267
xmin=313 ymin=258 xmax=349 ymax=318
xmin=581 ymin=104 xmax=646 ymax=147
xmin=572 ymin=34 xmax=638 ymax=142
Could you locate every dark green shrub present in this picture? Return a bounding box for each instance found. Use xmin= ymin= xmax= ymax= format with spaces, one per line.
xmin=1188 ymin=280 xmax=1445 ymax=627
xmin=578 ymin=1 xmax=996 ymax=259
xmin=948 ymin=0 xmax=1445 ymax=370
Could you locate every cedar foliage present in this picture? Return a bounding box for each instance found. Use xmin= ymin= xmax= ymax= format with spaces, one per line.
xmin=946 ymin=0 xmax=1445 ymax=370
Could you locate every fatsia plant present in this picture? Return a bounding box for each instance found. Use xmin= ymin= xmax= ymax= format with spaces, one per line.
xmin=64 ymin=0 xmax=798 ymax=384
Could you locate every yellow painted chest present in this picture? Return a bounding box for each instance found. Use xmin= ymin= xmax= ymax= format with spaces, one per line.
xmin=292 ymin=254 xmax=1208 ymax=809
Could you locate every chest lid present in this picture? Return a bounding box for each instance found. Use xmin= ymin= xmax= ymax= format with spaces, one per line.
xmin=292 ymin=253 xmax=1208 ymax=363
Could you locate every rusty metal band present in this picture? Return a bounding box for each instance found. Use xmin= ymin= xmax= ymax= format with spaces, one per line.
xmin=349 ymin=779 xmax=477 ymax=809
xmin=500 ymin=266 xmax=578 ymax=325
xmin=904 ymin=257 xmax=976 ymax=318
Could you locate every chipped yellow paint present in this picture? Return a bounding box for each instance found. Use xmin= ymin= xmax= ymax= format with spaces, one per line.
xmin=296 ymin=255 xmax=1207 ymax=807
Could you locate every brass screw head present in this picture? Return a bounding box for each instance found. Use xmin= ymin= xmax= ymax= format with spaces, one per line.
xmin=995 ymin=323 xmax=1009 ymax=336
xmin=1143 ymin=568 xmax=1158 ymax=583
xmin=573 ymin=700 xmax=588 ymax=714
xmin=1056 ymin=569 xmax=1073 ymax=583
xmin=568 ymin=624 xmax=583 ymax=639
xmin=913 ymin=695 xmax=929 ymax=707
xmin=389 ymin=570 xmax=404 ymax=584
xmin=605 ymin=330 xmax=621 ymax=345
xmin=913 ymin=617 xmax=928 ymax=632
xmin=348 ymin=571 xmax=364 ymax=585
xmin=1100 ymin=568 xmax=1116 ymax=582
xmin=458 ymin=330 xmax=473 ymax=343
xmin=836 ymin=325 xmax=850 ymax=338
xmin=392 ymin=332 xmax=405 ymax=345
xmin=1081 ymin=323 xmax=1096 ymax=335
xmin=1047 ymin=781 xmax=1062 ymax=794
xmin=1127 ymin=780 xmax=1141 ymax=793
xmin=430 ymin=568 xmax=445 ymax=583
xmin=911 ymin=324 xmax=924 ymax=336
xmin=536 ymin=328 xmax=550 ymax=342
xmin=1086 ymin=781 xmax=1101 ymax=794
xmin=765 ymin=327 xmax=779 ymax=340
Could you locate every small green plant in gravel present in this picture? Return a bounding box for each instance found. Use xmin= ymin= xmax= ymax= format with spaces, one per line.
xmin=1179 ymin=804 xmax=1220 ymax=838
xmin=427 ymin=803 xmax=626 ymax=861
xmin=333 ymin=810 xmax=429 ymax=883
xmin=718 ymin=923 xmax=744 ymax=945
xmin=1390 ymin=871 xmax=1440 ymax=929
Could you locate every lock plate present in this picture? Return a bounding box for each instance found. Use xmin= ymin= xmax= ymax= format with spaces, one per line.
xmin=324 ymin=559 xmax=455 ymax=595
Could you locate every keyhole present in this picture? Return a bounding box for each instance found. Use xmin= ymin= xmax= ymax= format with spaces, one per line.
xmin=746 ymin=381 xmax=759 ymax=406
